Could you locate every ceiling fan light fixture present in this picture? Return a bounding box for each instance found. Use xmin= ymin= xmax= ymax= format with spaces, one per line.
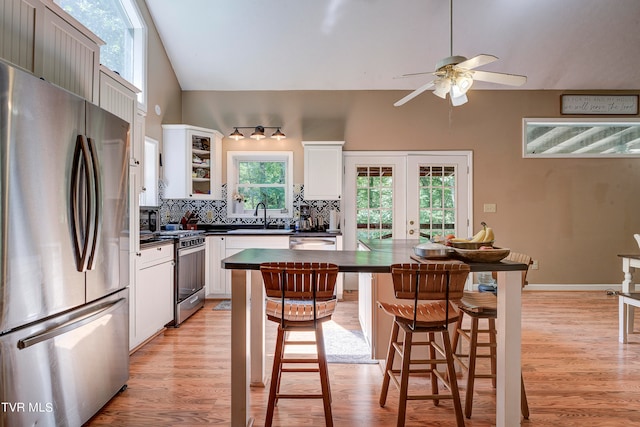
xmin=433 ymin=78 xmax=450 ymax=99
xmin=450 ymin=92 xmax=468 ymax=107
xmin=229 ymin=127 xmax=245 ymax=140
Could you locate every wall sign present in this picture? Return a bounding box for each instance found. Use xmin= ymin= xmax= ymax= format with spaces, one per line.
xmin=561 ymin=95 xmax=638 ymax=115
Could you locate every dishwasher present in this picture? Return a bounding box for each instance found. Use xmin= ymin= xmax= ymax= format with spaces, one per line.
xmin=289 ymin=236 xmax=337 ymax=250
xmin=289 ymin=236 xmax=341 ymax=298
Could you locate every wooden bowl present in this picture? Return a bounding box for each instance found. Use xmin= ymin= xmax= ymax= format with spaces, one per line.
xmin=451 ymin=247 xmax=510 ymax=263
xmin=449 ymin=240 xmax=494 ymax=249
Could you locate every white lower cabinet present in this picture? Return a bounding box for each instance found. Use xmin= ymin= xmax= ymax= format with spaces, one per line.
xmin=206 ymin=236 xmax=227 ymax=297
xmin=131 ymin=242 xmax=174 ymax=351
xmin=207 ymin=235 xmax=289 ymax=298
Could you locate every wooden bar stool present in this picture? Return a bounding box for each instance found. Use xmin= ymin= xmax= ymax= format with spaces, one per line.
xmin=378 ymin=262 xmax=470 ymax=427
xmin=451 ymin=252 xmax=533 ymax=419
xmin=260 ymin=262 xmax=339 ymax=427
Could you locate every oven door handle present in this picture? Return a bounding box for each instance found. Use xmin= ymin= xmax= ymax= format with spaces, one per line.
xmin=178 ymin=245 xmax=205 ymax=257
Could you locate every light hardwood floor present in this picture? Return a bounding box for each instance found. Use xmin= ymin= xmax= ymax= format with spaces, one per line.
xmin=86 ymin=291 xmax=640 ymax=426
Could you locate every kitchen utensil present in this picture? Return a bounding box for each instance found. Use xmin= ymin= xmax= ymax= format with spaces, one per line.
xmin=413 ymin=242 xmax=452 ymax=259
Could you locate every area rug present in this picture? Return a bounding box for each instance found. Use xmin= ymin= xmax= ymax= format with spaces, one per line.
xmin=322 ymin=321 xmax=378 ymax=364
xmin=212 ymin=300 xmax=231 ymax=310
xmin=213 ymin=302 xmax=377 ymax=364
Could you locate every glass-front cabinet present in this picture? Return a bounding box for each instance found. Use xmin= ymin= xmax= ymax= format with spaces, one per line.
xmin=162 ymin=124 xmax=222 ymax=199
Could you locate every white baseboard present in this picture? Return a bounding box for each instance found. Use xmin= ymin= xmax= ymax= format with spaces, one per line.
xmin=468 ymin=283 xmax=622 ymax=291
xmin=524 ymin=284 xmax=622 ymax=291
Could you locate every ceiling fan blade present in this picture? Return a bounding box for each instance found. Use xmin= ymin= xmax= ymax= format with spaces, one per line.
xmin=472 ymin=70 xmax=527 ymax=86
xmin=395 ymin=71 xmax=434 ymax=78
xmin=394 ymin=80 xmax=435 ymax=107
xmin=456 ymin=54 xmax=498 ymax=70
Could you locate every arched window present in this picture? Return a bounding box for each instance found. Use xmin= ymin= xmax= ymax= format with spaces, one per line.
xmin=55 ymin=0 xmax=147 ymax=108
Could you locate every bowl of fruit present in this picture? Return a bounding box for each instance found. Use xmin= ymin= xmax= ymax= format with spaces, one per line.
xmin=447 ymin=222 xmax=495 ymax=249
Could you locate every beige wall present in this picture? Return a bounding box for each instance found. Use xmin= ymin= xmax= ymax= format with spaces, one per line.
xmin=135 ymin=0 xmax=182 ymax=142
xmin=179 ymin=89 xmax=640 ymax=286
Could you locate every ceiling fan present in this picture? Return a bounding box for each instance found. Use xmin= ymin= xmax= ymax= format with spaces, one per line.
xmin=394 ymin=0 xmax=527 ymax=107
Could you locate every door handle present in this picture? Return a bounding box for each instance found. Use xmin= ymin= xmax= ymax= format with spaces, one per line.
xmin=18 ymin=298 xmax=125 ymax=349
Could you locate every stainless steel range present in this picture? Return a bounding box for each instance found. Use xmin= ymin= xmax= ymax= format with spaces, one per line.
xmin=156 ymin=230 xmax=206 ymax=326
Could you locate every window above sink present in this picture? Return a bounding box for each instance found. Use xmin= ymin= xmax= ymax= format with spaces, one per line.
xmin=227 ymin=151 xmax=293 ymax=218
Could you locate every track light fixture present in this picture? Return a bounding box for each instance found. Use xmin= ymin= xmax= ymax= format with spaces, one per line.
xmin=228 ymin=126 xmax=286 ymax=141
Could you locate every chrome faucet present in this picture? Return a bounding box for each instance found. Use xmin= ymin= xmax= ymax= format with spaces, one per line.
xmin=254 ymin=202 xmax=268 ymax=229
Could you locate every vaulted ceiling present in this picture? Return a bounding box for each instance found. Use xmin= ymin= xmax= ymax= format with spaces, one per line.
xmin=145 ymin=0 xmax=640 ymax=92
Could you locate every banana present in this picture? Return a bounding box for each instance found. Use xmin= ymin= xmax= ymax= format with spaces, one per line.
xmin=483 ymin=226 xmax=495 ymax=242
xmin=450 ymin=237 xmax=470 ymax=242
xmin=470 ymin=227 xmax=486 ymax=242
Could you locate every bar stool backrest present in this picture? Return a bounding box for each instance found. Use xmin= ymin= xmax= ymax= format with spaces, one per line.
xmin=390 ymin=262 xmax=470 ymax=301
xmin=260 ymin=262 xmax=339 ymax=301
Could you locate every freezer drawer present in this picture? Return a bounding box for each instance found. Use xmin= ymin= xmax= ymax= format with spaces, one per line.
xmin=0 ymin=289 xmax=129 ymax=427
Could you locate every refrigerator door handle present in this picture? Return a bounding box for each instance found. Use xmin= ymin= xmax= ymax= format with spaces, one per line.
xmin=86 ymin=137 xmax=102 ymax=270
xmin=17 ymin=297 xmax=126 ymax=350
xmin=70 ymin=135 xmax=93 ymax=272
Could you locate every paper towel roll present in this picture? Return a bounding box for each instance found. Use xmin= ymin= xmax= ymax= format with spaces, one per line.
xmin=329 ymin=210 xmax=338 ymax=231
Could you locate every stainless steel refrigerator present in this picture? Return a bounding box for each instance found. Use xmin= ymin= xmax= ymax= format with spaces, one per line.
xmin=0 ymin=59 xmax=130 ymax=426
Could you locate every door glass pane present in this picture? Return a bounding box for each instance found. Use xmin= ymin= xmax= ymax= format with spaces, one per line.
xmin=355 ymin=166 xmax=393 ymax=241
xmin=418 ymin=166 xmax=456 ymax=240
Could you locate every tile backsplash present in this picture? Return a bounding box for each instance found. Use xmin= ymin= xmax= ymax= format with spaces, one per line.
xmin=141 ymin=183 xmax=340 ymax=229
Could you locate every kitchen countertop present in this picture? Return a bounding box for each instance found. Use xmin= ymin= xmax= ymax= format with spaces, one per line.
xmin=139 ymin=228 xmax=340 ymax=249
xmin=357 ymin=238 xmax=526 ymax=272
xmin=204 ymin=229 xmax=341 ymax=237
xmin=222 ymin=239 xmax=526 ymax=273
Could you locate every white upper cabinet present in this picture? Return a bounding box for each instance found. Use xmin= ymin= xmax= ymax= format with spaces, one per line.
xmin=0 ymin=0 xmax=102 ymax=103
xmin=302 ymin=141 xmax=345 ymax=200
xmin=162 ymin=124 xmax=222 ymax=199
xmin=140 ymin=137 xmax=160 ymax=207
xmin=99 ymin=66 xmax=142 ymax=165
xmin=0 ymin=0 xmax=42 ymax=73
xmin=41 ymin=4 xmax=102 ymax=103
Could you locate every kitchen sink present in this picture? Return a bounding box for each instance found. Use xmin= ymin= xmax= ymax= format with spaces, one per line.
xmin=226 ymin=229 xmax=294 ymax=234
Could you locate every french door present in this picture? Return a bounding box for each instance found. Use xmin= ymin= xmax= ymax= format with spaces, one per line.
xmin=343 ymin=152 xmax=472 ymax=250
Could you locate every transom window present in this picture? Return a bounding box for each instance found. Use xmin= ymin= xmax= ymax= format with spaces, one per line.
xmin=227 ymin=152 xmax=293 ymax=218
xmin=523 ymin=118 xmax=640 ymax=158
xmin=55 ymin=0 xmax=147 ymax=106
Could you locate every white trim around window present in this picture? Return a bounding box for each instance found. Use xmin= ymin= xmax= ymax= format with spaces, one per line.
xmin=226 ymin=151 xmax=294 ymax=219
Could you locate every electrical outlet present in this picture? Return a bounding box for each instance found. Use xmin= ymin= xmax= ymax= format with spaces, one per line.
xmin=483 ymin=203 xmax=497 ymax=213
xmin=207 ymin=211 xmax=213 ymax=220
xmin=531 ymin=259 xmax=539 ymax=270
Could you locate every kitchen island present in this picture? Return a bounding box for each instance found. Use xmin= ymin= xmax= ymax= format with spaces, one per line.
xmin=222 ymin=242 xmax=527 ymax=427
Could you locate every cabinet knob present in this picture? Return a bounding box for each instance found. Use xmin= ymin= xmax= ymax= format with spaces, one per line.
xmin=136 ymin=252 xmax=141 ymax=257
xmin=157 ymin=247 xmax=162 ymax=251
xmin=409 ymin=230 xmax=415 ymax=235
